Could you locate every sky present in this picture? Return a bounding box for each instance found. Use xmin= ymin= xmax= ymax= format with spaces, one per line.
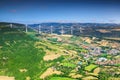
xmin=0 ymin=0 xmax=120 ymax=24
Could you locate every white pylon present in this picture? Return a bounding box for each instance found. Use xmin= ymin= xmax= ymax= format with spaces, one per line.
xmin=71 ymin=26 xmax=73 ymax=35
xmin=10 ymin=24 xmax=12 ymax=28
xmin=38 ymin=25 xmax=41 ymax=34
xmin=80 ymin=27 xmax=84 ymax=33
xmin=50 ymin=25 xmax=53 ymax=34
xmin=26 ymin=24 xmax=28 ymax=32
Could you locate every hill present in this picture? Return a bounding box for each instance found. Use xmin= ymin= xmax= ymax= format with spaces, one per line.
xmin=29 ymin=23 xmax=120 ymax=38
xmin=0 ymin=23 xmax=46 ymax=80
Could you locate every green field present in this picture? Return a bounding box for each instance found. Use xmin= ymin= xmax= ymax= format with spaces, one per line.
xmin=50 ymin=77 xmax=76 ymax=80
xmin=0 ymin=26 xmax=52 ymax=80
xmin=60 ymin=62 xmax=76 ymax=68
xmin=85 ymin=64 xmax=97 ymax=72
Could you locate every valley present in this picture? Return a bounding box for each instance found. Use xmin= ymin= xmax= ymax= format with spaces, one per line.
xmin=0 ymin=23 xmax=120 ymax=80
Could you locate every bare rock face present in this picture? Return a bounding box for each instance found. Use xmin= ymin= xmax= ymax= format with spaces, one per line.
xmin=85 ymin=38 xmax=92 ymax=44
xmin=111 ymin=42 xmax=120 ymax=49
xmin=82 ymin=37 xmax=92 ymax=43
xmin=99 ymin=40 xmax=109 ymax=46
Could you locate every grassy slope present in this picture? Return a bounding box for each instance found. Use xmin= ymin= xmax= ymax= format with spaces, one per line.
xmin=0 ymin=26 xmax=48 ymax=80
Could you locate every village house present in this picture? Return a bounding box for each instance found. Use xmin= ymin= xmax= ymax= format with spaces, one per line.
xmin=108 ymin=49 xmax=120 ymax=55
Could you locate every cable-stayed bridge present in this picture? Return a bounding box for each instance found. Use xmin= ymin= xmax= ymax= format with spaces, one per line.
xmin=5 ymin=23 xmax=85 ymax=35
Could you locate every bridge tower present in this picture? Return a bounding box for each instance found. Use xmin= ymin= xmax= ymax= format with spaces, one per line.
xmin=50 ymin=25 xmax=53 ymax=34
xmin=10 ymin=24 xmax=12 ymax=28
xmin=26 ymin=24 xmax=28 ymax=32
xmin=38 ymin=25 xmax=41 ymax=34
xmin=71 ymin=26 xmax=73 ymax=35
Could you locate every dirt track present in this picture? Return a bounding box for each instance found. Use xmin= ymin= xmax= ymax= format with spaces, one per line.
xmin=0 ymin=76 xmax=15 ymax=80
xmin=43 ymin=54 xmax=61 ymax=61
xmin=40 ymin=68 xmax=62 ymax=79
